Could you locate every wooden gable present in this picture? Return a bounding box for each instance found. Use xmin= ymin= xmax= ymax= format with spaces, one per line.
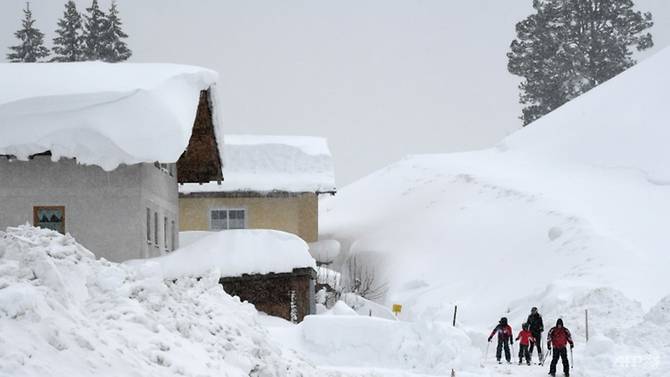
xmin=177 ymin=90 xmax=223 ymax=184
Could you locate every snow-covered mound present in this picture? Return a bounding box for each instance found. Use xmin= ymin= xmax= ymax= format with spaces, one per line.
xmin=146 ymin=229 xmax=316 ymax=280
xmin=0 ymin=63 xmax=221 ymax=171
xmin=0 ymin=226 xmax=325 ymax=377
xmin=320 ymin=48 xmax=670 ymax=376
xmin=179 ymin=135 xmax=336 ymax=194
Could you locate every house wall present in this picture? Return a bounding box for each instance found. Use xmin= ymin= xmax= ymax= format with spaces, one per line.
xmin=0 ymin=156 xmax=178 ymax=262
xmin=219 ymin=267 xmax=316 ymax=323
xmin=179 ymin=193 xmax=318 ymax=242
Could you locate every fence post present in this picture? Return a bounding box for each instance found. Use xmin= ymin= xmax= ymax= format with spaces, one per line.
xmin=453 ymin=305 xmax=458 ymax=327
xmin=585 ymin=309 xmax=589 ymax=342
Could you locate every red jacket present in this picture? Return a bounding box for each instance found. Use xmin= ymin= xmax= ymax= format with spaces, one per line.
xmin=516 ymin=330 xmax=535 ymax=346
xmin=547 ymin=326 xmax=573 ymax=349
xmin=489 ymin=324 xmax=513 ymax=342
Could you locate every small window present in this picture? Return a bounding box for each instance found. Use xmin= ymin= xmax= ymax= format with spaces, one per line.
xmin=146 ymin=208 xmax=151 ymax=242
xmin=171 ymin=220 xmax=176 ymax=251
xmin=163 ymin=216 xmax=168 ymax=250
xmin=34 ymin=206 xmax=65 ymax=234
xmin=154 ymin=212 xmax=158 ymax=246
xmin=210 ymin=209 xmax=246 ymax=230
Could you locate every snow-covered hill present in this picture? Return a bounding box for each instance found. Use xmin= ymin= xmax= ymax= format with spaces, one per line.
xmin=320 ymin=48 xmax=670 ymax=376
xmin=0 ymin=226 xmax=328 ymax=377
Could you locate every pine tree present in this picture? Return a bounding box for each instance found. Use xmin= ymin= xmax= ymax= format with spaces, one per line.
xmin=100 ymin=1 xmax=132 ymax=62
xmin=507 ymin=0 xmax=654 ymax=126
xmin=52 ymin=0 xmax=84 ymax=62
xmin=82 ymin=0 xmax=107 ymax=60
xmin=6 ymin=2 xmax=50 ymax=62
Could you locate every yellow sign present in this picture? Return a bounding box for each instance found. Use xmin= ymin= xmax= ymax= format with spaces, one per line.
xmin=392 ymin=304 xmax=402 ymax=314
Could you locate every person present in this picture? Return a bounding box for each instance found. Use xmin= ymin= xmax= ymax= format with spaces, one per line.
xmin=488 ymin=317 xmax=513 ymax=364
xmin=526 ymin=306 xmax=544 ymax=362
xmin=547 ymin=318 xmax=574 ymax=377
xmin=516 ymin=323 xmax=535 ymax=365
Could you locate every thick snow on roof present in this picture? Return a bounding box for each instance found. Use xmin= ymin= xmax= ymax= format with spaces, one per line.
xmin=0 ymin=62 xmax=221 ymax=171
xmin=179 ymin=135 xmax=336 ymax=194
xmin=320 ymin=48 xmax=670 ymax=377
xmin=148 ymin=229 xmax=316 ymax=279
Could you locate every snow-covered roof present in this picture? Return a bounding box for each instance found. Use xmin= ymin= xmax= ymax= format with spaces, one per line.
xmin=0 ymin=62 xmax=222 ymax=171
xmin=179 ymin=135 xmax=337 ymax=194
xmin=147 ymin=229 xmax=316 ymax=279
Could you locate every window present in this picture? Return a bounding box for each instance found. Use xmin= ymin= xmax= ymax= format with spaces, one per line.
xmin=34 ymin=206 xmax=65 ymax=234
xmin=146 ymin=208 xmax=151 ymax=242
xmin=154 ymin=212 xmax=158 ymax=246
xmin=171 ymin=220 xmax=176 ymax=251
xmin=210 ymin=209 xmax=246 ymax=230
xmin=163 ymin=217 xmax=168 ymax=250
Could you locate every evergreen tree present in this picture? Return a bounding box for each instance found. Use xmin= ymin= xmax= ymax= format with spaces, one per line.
xmin=100 ymin=1 xmax=132 ymax=62
xmin=507 ymin=0 xmax=654 ymax=126
xmin=6 ymin=2 xmax=50 ymax=62
xmin=52 ymin=0 xmax=84 ymax=62
xmin=82 ymin=0 xmax=107 ymax=60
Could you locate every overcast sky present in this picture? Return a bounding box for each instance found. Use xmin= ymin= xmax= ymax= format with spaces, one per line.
xmin=2 ymin=0 xmax=669 ymax=185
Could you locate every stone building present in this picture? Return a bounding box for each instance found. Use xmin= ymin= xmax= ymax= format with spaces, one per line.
xmin=0 ymin=63 xmax=223 ymax=262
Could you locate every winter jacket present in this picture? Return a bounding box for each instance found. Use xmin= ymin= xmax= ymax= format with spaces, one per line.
xmin=516 ymin=330 xmax=535 ymax=346
xmin=489 ymin=324 xmax=513 ymax=343
xmin=526 ymin=312 xmax=544 ymax=334
xmin=547 ymin=320 xmax=574 ymax=349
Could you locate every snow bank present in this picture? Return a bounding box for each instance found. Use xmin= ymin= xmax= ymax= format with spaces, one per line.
xmin=145 ymin=229 xmax=316 ymax=280
xmin=298 ymin=315 xmax=480 ymax=372
xmin=0 ymin=225 xmax=327 ymax=377
xmin=179 ymin=135 xmax=336 ymax=194
xmin=0 ymin=63 xmax=221 ymax=171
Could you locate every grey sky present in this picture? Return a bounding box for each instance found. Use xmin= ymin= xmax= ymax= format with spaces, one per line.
xmin=2 ymin=0 xmax=669 ymax=185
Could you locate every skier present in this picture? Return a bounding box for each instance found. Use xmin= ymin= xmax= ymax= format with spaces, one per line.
xmin=547 ymin=318 xmax=574 ymax=377
xmin=516 ymin=323 xmax=535 ymax=365
xmin=526 ymin=306 xmax=544 ymax=362
xmin=487 ymin=317 xmax=513 ymax=364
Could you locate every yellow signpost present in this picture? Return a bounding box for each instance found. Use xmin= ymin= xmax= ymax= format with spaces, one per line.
xmin=392 ymin=304 xmax=402 ymax=316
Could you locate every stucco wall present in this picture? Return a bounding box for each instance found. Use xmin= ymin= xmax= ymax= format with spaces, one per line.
xmin=179 ymin=193 xmax=318 ymax=242
xmin=0 ymin=157 xmax=178 ymax=262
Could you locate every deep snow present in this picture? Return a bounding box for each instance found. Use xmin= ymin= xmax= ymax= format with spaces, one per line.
xmin=318 ymin=48 xmax=670 ymax=376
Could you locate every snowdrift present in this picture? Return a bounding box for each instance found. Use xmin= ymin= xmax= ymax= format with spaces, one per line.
xmin=0 ymin=226 xmax=326 ymax=377
xmin=320 ymin=49 xmax=670 ymax=376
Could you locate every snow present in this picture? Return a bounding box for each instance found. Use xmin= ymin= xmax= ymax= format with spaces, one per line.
xmin=0 ymin=225 xmax=328 ymax=377
xmin=179 ymin=135 xmax=336 ymax=194
xmin=309 ymin=239 xmax=341 ymax=264
xmin=318 ymin=48 xmax=670 ymax=376
xmin=0 ymin=62 xmax=222 ymax=171
xmin=141 ymin=229 xmax=316 ymax=280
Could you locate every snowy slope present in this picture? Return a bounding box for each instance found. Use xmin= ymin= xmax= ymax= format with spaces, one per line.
xmin=0 ymin=226 xmax=328 ymax=377
xmin=320 ymin=49 xmax=670 ymax=376
xmin=0 ymin=63 xmax=221 ymax=171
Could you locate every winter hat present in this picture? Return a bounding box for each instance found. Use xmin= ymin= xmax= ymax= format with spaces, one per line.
xmin=522 ymin=323 xmax=529 ymax=330
xmin=556 ymin=318 xmax=564 ymax=327
xmin=501 ymin=317 xmax=508 ymax=325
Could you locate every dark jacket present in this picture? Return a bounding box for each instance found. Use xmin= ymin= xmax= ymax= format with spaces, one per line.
xmin=526 ymin=312 xmax=544 ymax=334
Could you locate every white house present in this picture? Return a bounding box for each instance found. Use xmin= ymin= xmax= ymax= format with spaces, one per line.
xmin=0 ymin=63 xmax=224 ymax=262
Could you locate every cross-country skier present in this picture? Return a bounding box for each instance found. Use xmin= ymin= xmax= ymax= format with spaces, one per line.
xmin=547 ymin=318 xmax=574 ymax=377
xmin=516 ymin=323 xmax=535 ymax=365
xmin=526 ymin=306 xmax=544 ymax=363
xmin=488 ymin=317 xmax=513 ymax=364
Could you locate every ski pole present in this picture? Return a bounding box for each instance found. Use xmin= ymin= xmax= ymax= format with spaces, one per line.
xmin=484 ymin=341 xmax=490 ymax=362
xmin=570 ymin=347 xmax=574 ymax=369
